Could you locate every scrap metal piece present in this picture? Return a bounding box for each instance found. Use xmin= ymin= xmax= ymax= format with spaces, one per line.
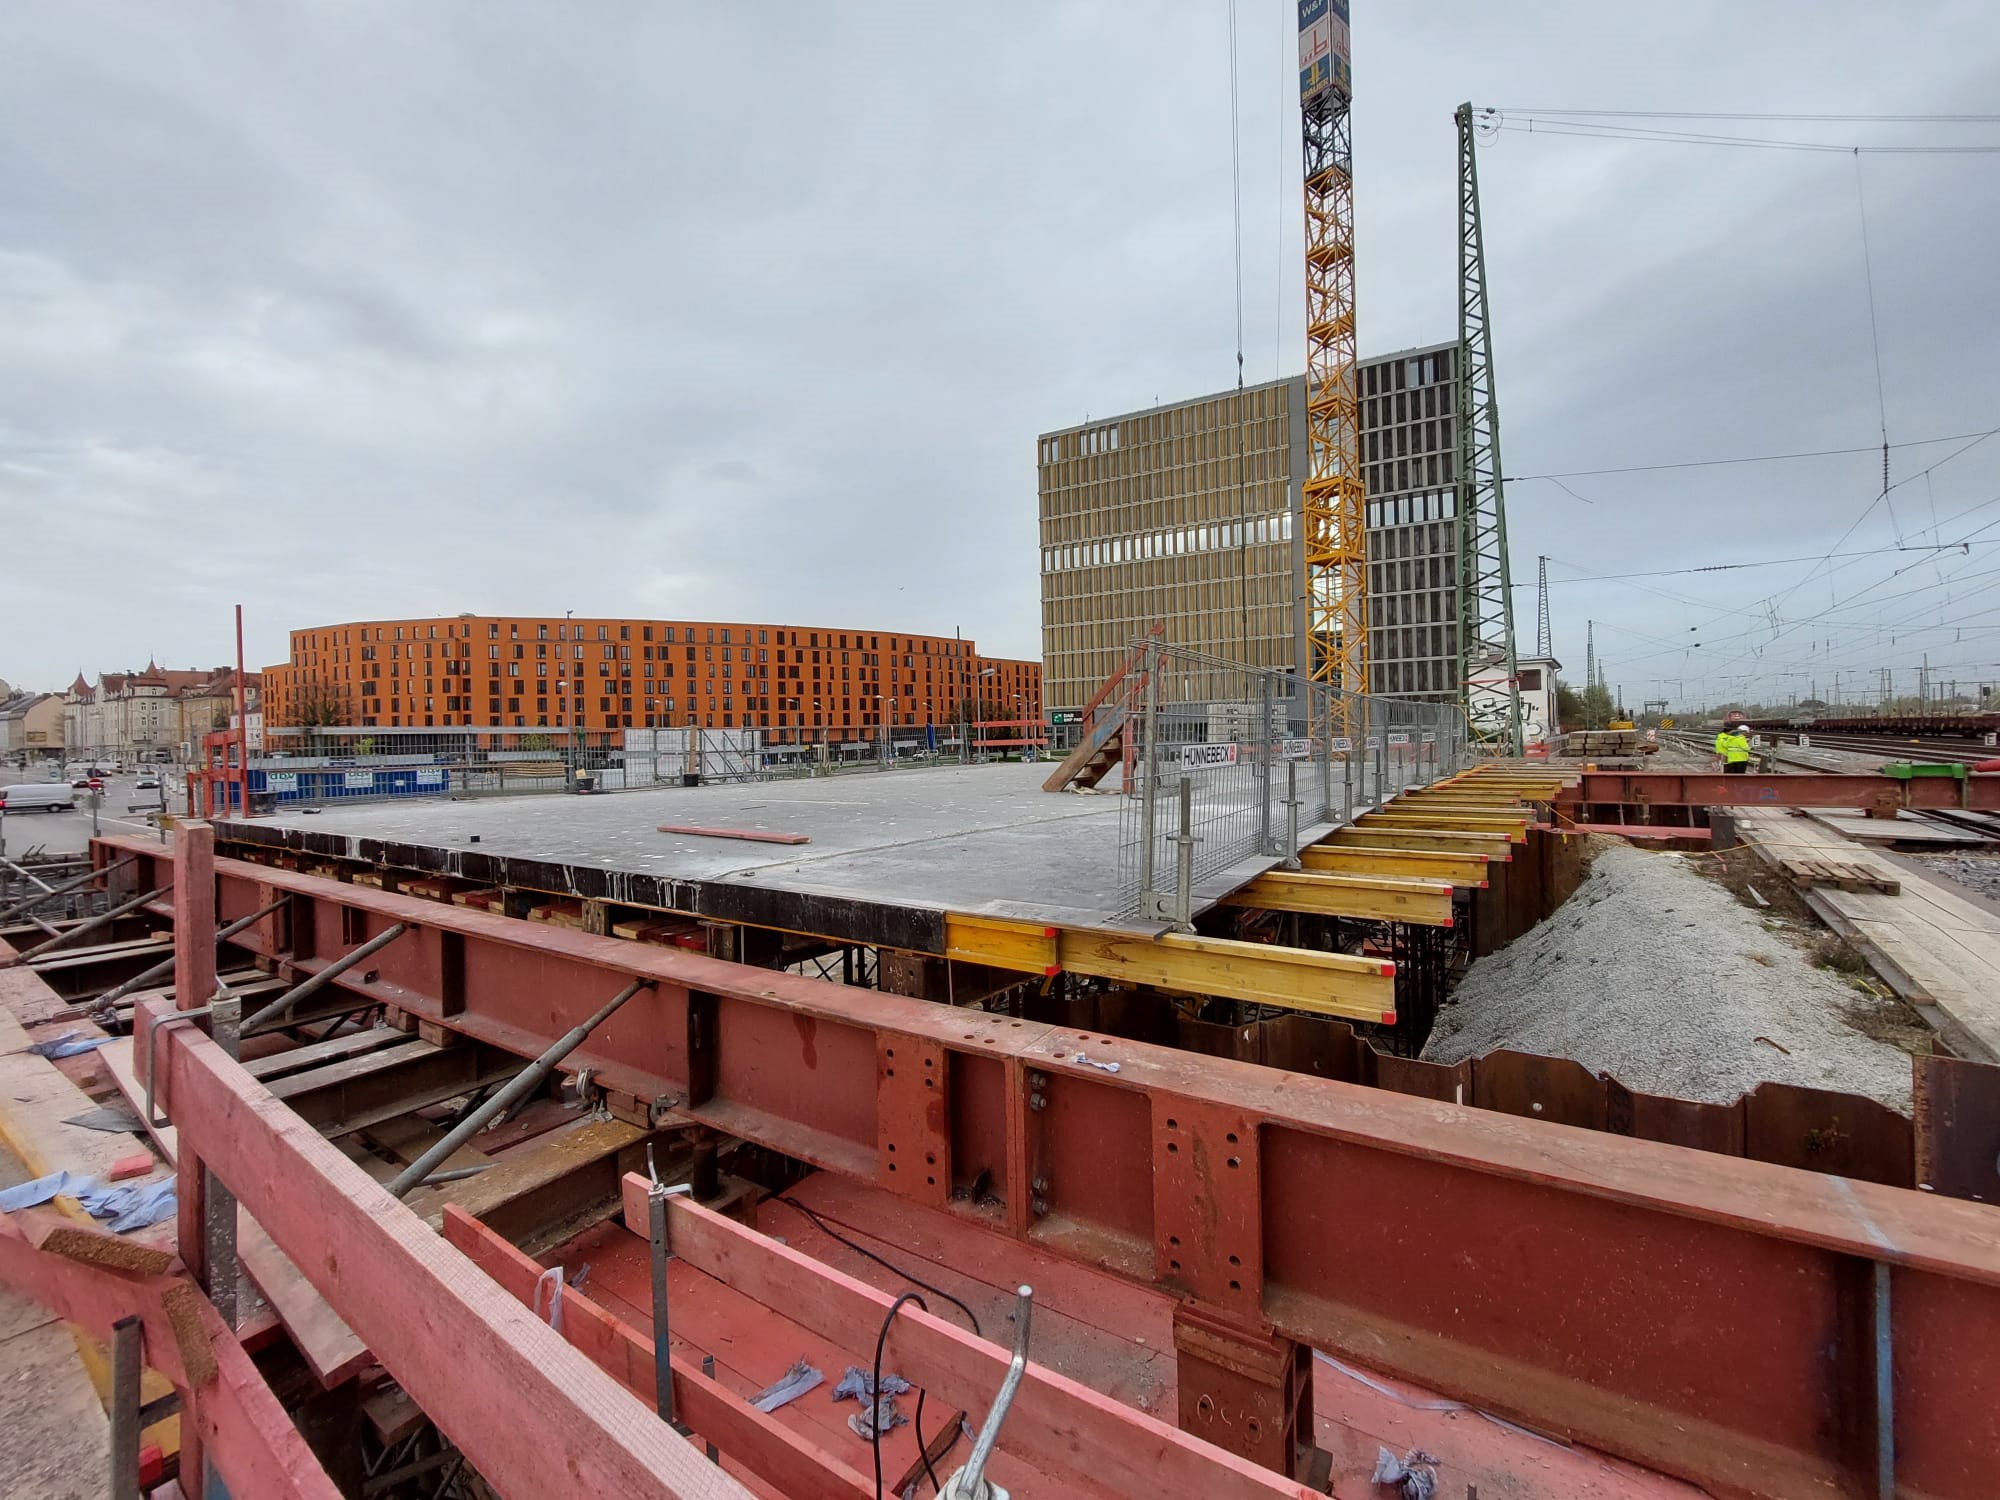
xmin=748 ymin=1358 xmax=824 ymax=1413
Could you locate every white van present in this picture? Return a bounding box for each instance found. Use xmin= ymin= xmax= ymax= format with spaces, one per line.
xmin=0 ymin=782 xmax=76 ymax=813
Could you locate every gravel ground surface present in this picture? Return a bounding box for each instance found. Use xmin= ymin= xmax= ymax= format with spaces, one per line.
xmin=1914 ymin=852 xmax=2000 ymax=903
xmin=1424 ymin=844 xmax=1915 ymax=1110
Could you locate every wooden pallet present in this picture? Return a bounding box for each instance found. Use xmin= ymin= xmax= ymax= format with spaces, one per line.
xmin=1777 ymin=855 xmax=1901 ymax=895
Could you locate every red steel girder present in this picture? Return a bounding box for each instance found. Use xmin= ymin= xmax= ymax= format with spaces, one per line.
xmin=1560 ymin=770 xmax=1996 ymax=812
xmin=110 ymin=834 xmax=2000 ymax=1499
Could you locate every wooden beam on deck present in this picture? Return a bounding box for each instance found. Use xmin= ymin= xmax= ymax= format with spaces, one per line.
xmin=943 ymin=915 xmax=1396 ymax=1022
xmin=1221 ymin=869 xmax=1454 ymax=925
xmin=1359 ymin=812 xmax=1529 ymax=841
xmin=1328 ymin=828 xmax=1517 ymax=857
xmin=1296 ymin=846 xmax=1491 ymax=886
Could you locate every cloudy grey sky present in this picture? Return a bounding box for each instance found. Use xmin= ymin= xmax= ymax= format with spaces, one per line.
xmin=2 ymin=2 xmax=1996 ymax=711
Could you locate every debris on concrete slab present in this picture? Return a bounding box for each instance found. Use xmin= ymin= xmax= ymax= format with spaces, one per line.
xmin=1425 ymin=845 xmax=1915 ymax=1111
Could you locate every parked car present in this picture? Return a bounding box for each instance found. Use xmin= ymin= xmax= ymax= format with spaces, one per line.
xmin=0 ymin=782 xmax=77 ymax=812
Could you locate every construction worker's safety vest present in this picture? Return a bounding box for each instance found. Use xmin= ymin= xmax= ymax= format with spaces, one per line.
xmin=1717 ymin=732 xmax=1752 ymax=765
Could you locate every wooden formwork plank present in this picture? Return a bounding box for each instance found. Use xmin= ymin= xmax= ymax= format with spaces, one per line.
xmin=1329 ymin=828 xmax=1516 ymax=857
xmin=1221 ymin=870 xmax=1454 ymax=926
xmin=1057 ymin=928 xmax=1396 ymax=1023
xmin=1296 ymin=845 xmax=1493 ymax=887
xmin=1360 ymin=813 xmax=1529 ymax=842
xmin=98 ymin=1036 xmax=371 ymax=1388
xmin=942 ymin=916 xmax=1396 ymax=1021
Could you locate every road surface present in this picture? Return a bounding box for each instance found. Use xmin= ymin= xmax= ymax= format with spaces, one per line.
xmin=0 ymin=766 xmax=180 ymax=862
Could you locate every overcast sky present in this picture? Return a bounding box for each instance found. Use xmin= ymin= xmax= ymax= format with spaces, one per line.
xmin=2 ymin=2 xmax=1996 ymax=711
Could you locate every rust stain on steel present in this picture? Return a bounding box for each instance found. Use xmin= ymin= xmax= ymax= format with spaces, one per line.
xmin=1743 ymin=1082 xmax=1913 ymax=1188
xmin=793 ymin=1011 xmax=819 ymax=1070
xmin=1914 ymin=1053 xmax=2000 ymax=1203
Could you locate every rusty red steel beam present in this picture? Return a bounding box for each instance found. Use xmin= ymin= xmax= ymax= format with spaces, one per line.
xmin=0 ymin=1215 xmax=340 ymax=1500
xmin=1559 ymin=770 xmax=2000 ymax=811
xmin=442 ymin=1207 xmax=875 ymax=1500
xmin=141 ymin=992 xmax=758 ymax=1500
xmin=108 ymin=834 xmax=2000 ymax=1498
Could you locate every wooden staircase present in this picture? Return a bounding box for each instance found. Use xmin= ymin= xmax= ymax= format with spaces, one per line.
xmin=1042 ymin=625 xmax=1163 ymax=794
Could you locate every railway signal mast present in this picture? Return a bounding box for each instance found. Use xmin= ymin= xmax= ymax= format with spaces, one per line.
xmin=1297 ymin=2 xmax=1365 ymax=727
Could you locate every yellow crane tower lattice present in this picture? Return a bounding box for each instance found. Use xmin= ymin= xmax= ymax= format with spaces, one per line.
xmin=1298 ymin=3 xmax=1364 ymax=737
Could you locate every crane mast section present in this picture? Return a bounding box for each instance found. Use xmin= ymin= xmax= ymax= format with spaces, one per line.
xmin=1298 ymin=2 xmax=1365 ymax=731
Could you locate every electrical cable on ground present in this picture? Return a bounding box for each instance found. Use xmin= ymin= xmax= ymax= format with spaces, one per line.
xmin=780 ymin=1195 xmax=978 ymax=1495
xmin=869 ymin=1292 xmax=937 ymax=1500
xmin=774 ymin=1196 xmax=982 ymax=1336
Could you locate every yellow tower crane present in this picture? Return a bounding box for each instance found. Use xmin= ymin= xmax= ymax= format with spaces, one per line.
xmin=1297 ymin=2 xmax=1363 ymax=731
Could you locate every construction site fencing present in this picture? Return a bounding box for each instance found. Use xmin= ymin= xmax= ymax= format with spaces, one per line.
xmin=1116 ymin=640 xmax=1466 ymax=925
xmin=252 ymin=722 xmax=1039 ymax=808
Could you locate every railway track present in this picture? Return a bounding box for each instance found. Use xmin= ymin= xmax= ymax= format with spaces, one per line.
xmin=1658 ymin=727 xmax=1994 ymax=767
xmin=1760 ymin=730 xmax=1996 ymax=766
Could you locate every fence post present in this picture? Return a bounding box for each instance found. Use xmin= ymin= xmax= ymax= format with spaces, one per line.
xmin=1171 ymin=774 xmax=1196 ymax=931
xmin=1375 ymin=704 xmax=1388 ymax=801
xmin=1258 ymin=673 xmax=1276 ymax=856
xmin=1138 ymin=639 xmax=1163 ymax=916
xmin=1284 ymin=760 xmax=1301 ymax=869
xmin=1319 ymin=689 xmax=1335 ymax=824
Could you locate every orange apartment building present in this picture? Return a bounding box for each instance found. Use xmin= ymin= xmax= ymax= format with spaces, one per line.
xmin=262 ymin=615 xmax=1040 ymax=746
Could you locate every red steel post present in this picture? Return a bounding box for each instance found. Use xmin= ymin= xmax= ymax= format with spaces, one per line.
xmin=235 ymin=605 xmax=251 ymax=819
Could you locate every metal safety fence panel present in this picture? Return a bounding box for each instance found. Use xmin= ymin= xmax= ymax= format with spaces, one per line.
xmin=253 ymin=722 xmax=1043 ymax=807
xmin=1116 ymin=641 xmax=1466 ymax=925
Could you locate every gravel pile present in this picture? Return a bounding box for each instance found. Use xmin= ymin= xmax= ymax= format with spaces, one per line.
xmin=1914 ymin=853 xmax=2000 ymax=904
xmin=1424 ymin=844 xmax=1913 ymax=1110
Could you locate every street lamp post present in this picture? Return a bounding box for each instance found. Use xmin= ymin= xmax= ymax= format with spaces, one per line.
xmin=563 ymin=610 xmax=575 ymax=784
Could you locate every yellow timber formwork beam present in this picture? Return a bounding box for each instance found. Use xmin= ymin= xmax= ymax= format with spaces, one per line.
xmin=1297 ymin=845 xmax=1493 ymax=887
xmin=1373 ymin=804 xmax=1535 ymax=823
xmin=1440 ymin=774 xmax=1570 ymax=794
xmin=943 ymin=913 xmax=1396 ymax=1024
xmin=1437 ymin=788 xmax=1563 ymax=801
xmin=1358 ymin=812 xmax=1529 ymax=841
xmin=1220 ymin=869 xmax=1454 ymax=926
xmin=1329 ymin=827 xmax=1517 ymax=858
xmin=1400 ymin=788 xmax=1536 ymax=800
